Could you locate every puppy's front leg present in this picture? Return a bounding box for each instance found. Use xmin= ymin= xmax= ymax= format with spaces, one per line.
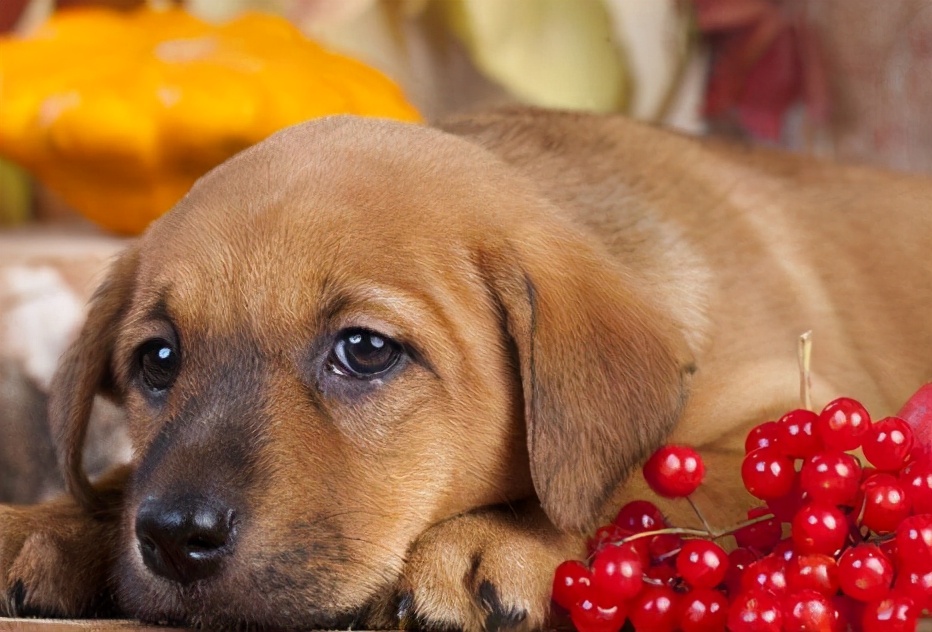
xmin=0 ymin=465 xmax=129 ymax=618
xmin=368 ymin=502 xmax=584 ymax=632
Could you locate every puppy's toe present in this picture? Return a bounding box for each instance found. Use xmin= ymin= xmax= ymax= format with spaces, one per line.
xmin=474 ymin=579 xmax=529 ymax=632
xmin=0 ymin=504 xmax=119 ymax=618
xmin=0 ymin=508 xmax=30 ymax=618
xmin=8 ymin=532 xmax=109 ymax=617
xmin=396 ymin=507 xmax=582 ymax=632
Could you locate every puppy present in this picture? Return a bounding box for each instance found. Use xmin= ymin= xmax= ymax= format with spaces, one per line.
xmin=1 ymin=107 xmax=930 ymax=630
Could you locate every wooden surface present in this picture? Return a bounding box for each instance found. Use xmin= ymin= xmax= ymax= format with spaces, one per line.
xmin=0 ymin=620 xmax=176 ymax=631
xmin=2 ymin=617 xmax=930 ymax=631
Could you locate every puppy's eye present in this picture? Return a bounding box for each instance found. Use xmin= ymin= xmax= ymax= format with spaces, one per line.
xmin=138 ymin=339 xmax=180 ymax=392
xmin=329 ymin=328 xmax=400 ymax=378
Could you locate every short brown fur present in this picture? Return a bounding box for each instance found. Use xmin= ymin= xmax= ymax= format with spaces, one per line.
xmin=1 ymin=108 xmax=930 ymax=629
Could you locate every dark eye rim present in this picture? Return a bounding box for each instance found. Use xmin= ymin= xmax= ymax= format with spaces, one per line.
xmin=135 ymin=337 xmax=181 ymax=393
xmin=328 ymin=327 xmax=402 ymax=380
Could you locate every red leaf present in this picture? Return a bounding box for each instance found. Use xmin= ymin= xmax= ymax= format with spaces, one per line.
xmin=695 ymin=0 xmax=829 ymax=140
xmin=701 ymin=8 xmax=787 ymax=120
xmin=735 ymin=28 xmax=802 ymax=139
xmin=795 ymin=21 xmax=831 ymax=124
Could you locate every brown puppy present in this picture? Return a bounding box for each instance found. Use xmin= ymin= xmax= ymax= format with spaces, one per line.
xmin=1 ymin=107 xmax=931 ymax=630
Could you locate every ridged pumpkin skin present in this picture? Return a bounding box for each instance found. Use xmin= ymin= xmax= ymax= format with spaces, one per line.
xmin=0 ymin=7 xmax=421 ymax=234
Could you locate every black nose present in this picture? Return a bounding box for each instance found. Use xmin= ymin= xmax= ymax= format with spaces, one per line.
xmin=135 ymin=495 xmax=236 ymax=585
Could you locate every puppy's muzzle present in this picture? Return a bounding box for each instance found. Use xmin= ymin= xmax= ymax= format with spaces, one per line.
xmin=135 ymin=494 xmax=237 ymax=585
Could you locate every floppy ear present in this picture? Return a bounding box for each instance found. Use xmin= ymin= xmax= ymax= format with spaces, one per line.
xmin=48 ymin=248 xmax=139 ymax=511
xmin=482 ymin=221 xmax=696 ymax=532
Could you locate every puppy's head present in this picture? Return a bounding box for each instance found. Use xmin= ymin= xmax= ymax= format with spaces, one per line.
xmin=50 ymin=116 xmax=694 ymax=627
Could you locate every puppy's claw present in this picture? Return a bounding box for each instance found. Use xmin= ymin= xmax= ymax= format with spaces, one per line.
xmin=396 ymin=589 xmax=415 ymax=625
xmin=477 ymin=580 xmax=528 ymax=632
xmin=8 ymin=579 xmax=26 ymax=617
xmin=8 ymin=577 xmax=49 ymax=619
xmin=0 ymin=498 xmax=123 ymax=619
xmin=392 ymin=505 xmax=583 ymax=632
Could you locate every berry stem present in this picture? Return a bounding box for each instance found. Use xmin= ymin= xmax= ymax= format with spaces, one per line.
xmin=687 ymin=495 xmax=714 ymax=536
xmin=606 ymin=511 xmax=779 ymax=549
xmin=798 ymin=330 xmax=813 ymax=411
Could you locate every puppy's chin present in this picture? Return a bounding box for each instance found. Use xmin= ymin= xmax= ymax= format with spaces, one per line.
xmin=115 ymin=528 xmax=396 ymax=630
xmin=116 ymin=561 xmax=381 ymax=630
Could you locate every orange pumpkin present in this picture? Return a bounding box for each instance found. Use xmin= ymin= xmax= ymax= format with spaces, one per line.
xmin=0 ymin=7 xmax=421 ymax=234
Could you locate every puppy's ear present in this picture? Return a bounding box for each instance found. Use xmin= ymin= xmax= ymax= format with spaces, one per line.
xmin=49 ymin=248 xmax=138 ymax=511
xmin=482 ymin=221 xmax=695 ymax=532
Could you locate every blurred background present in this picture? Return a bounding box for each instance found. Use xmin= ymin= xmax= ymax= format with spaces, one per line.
xmin=2 ymin=0 xmax=932 ymax=230
xmin=0 ymin=0 xmax=930 ymax=501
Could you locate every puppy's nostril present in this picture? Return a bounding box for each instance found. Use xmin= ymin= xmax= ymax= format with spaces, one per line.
xmin=135 ymin=496 xmax=236 ymax=585
xmin=140 ymin=535 xmax=157 ymax=554
xmin=187 ymin=535 xmax=220 ymax=552
xmin=187 ymin=507 xmax=233 ymax=550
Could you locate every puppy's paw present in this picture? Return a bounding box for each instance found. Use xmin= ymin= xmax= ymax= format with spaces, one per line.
xmin=0 ymin=501 xmax=120 ymax=618
xmin=389 ymin=505 xmax=583 ymax=632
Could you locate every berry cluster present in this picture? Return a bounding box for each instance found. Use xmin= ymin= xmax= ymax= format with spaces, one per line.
xmin=552 ymin=386 xmax=932 ymax=632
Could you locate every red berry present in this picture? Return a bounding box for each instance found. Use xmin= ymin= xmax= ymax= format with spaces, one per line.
xmin=766 ymin=478 xmax=808 ymax=523
xmin=570 ymin=597 xmax=628 ymax=632
xmin=727 ymin=590 xmax=783 ymax=632
xmin=816 ymin=397 xmax=871 ymax=451
xmin=837 ymin=544 xmax=894 ymax=603
xmin=733 ymin=507 xmax=782 ymax=552
xmin=745 ymin=421 xmax=781 ymax=453
xmin=782 ymin=589 xmax=840 ymax=632
xmin=861 ymin=594 xmax=919 ymax=632
xmin=725 ymin=547 xmax=760 ymax=597
xmin=621 ymin=539 xmax=651 ymax=569
xmin=591 ymin=544 xmax=644 ymax=605
xmin=740 ymin=554 xmax=788 ymax=597
xmin=613 ymin=500 xmax=666 ymax=533
xmin=742 ymin=447 xmax=796 ymax=500
xmin=799 ymin=451 xmax=862 ymax=506
xmin=878 ymin=537 xmax=897 ymax=563
xmin=642 ymin=445 xmax=705 ymax=498
xmin=644 ymin=563 xmax=677 ymax=587
xmin=552 ymin=560 xmax=593 ymax=610
xmin=899 ymin=458 xmax=932 ymax=515
xmin=894 ymin=513 xmax=932 ymax=573
xmin=677 ymin=588 xmax=728 ymax=632
xmin=860 ymin=465 xmax=879 ymax=482
xmin=776 ymin=409 xmax=822 ymax=458
xmin=860 ymin=480 xmax=911 ymax=534
xmin=894 ymin=567 xmax=932 ymax=611
xmin=862 ymin=416 xmax=914 ymax=471
xmin=791 ymin=503 xmax=849 ymax=555
xmin=862 ymin=471 xmax=898 ymax=488
xmin=628 ymin=585 xmax=678 ymax=632
xmin=832 ymin=595 xmax=865 ymax=632
xmin=770 ymin=538 xmax=798 ymax=565
xmin=587 ymin=524 xmax=627 ymax=558
xmin=786 ymin=553 xmax=840 ymax=597
xmin=648 ymin=533 xmax=683 ymax=566
xmin=675 ymin=540 xmax=729 ymax=589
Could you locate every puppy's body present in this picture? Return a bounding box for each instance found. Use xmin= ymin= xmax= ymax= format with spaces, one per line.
xmin=448 ymin=109 xmax=932 ymax=436
xmin=1 ymin=108 xmax=930 ymax=630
